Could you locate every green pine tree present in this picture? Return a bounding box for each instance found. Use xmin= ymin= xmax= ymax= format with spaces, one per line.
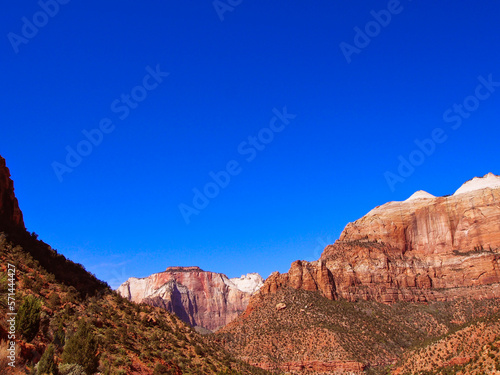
xmin=61 ymin=320 xmax=99 ymax=375
xmin=53 ymin=323 xmax=66 ymax=348
xmin=16 ymin=295 xmax=41 ymax=342
xmin=37 ymin=344 xmax=58 ymax=375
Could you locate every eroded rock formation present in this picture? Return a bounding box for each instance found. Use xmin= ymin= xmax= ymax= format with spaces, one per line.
xmin=259 ymin=173 xmax=500 ymax=303
xmin=117 ymin=267 xmax=263 ymax=331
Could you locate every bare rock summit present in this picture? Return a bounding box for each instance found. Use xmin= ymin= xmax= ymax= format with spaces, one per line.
xmin=453 ymin=172 xmax=500 ymax=196
xmin=117 ymin=266 xmax=263 ymax=331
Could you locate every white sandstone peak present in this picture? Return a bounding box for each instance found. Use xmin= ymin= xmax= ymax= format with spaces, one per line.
xmin=453 ymin=173 xmax=500 ymax=196
xmin=229 ymin=273 xmax=264 ymax=294
xmin=405 ymin=190 xmax=436 ymax=201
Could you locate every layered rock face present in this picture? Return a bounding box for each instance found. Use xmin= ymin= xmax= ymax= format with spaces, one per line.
xmin=0 ymin=156 xmax=25 ymax=230
xmin=340 ymin=173 xmax=500 ymax=254
xmin=260 ymin=173 xmax=500 ymax=303
xmin=118 ymin=267 xmax=263 ymax=331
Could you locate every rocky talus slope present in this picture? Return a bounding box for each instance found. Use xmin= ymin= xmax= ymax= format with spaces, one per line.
xmin=118 ymin=267 xmax=263 ymax=331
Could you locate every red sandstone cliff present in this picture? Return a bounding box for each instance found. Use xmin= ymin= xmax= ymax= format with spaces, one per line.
xmin=0 ymin=156 xmax=25 ymax=230
xmin=117 ymin=267 xmax=263 ymax=331
xmin=259 ymin=173 xmax=500 ymax=303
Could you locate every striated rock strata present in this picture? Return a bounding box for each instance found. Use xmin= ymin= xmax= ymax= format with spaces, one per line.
xmin=0 ymin=156 xmax=25 ymax=230
xmin=118 ymin=267 xmax=263 ymax=331
xmin=260 ymin=173 xmax=500 ymax=303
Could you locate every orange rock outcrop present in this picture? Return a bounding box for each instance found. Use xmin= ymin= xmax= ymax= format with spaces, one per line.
xmin=260 ymin=176 xmax=500 ymax=303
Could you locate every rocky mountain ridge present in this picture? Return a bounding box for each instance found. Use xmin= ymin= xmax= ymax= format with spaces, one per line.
xmin=0 ymin=155 xmax=24 ymax=230
xmin=118 ymin=267 xmax=263 ymax=331
xmin=259 ymin=173 xmax=500 ymax=304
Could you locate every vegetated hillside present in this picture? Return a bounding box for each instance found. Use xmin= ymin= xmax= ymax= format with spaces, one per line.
xmin=0 ymin=233 xmax=271 ymax=375
xmin=214 ymin=286 xmax=500 ymax=374
xmin=7 ymin=228 xmax=110 ymax=298
xmin=392 ymin=312 xmax=500 ymax=375
xmin=0 ymin=154 xmax=108 ymax=299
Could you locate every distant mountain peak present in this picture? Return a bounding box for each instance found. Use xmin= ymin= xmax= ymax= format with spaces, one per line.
xmin=229 ymin=273 xmax=264 ymax=294
xmin=453 ymin=172 xmax=500 ymax=196
xmin=118 ymin=267 xmax=263 ymax=331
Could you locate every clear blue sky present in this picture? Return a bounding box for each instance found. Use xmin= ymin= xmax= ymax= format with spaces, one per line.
xmin=2 ymin=1 xmax=500 ymax=288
